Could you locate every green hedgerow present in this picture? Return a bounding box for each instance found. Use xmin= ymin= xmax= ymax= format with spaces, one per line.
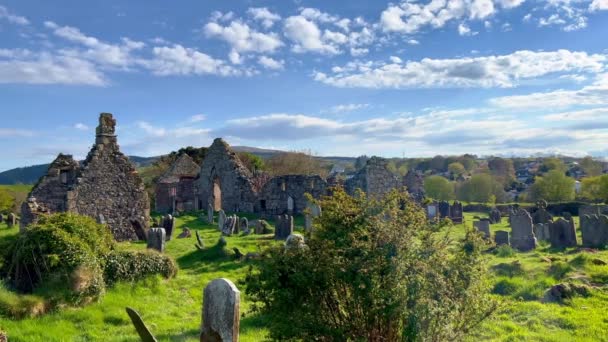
xmin=103 ymin=250 xmax=177 ymax=286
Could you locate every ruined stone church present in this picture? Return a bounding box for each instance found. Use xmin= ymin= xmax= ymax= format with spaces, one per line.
xmin=21 ymin=113 xmax=150 ymax=241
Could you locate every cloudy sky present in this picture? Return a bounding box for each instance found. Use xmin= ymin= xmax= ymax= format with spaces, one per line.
xmin=0 ymin=0 xmax=607 ymax=171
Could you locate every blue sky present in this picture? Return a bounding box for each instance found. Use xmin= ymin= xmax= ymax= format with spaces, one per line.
xmin=0 ymin=0 xmax=607 ymax=171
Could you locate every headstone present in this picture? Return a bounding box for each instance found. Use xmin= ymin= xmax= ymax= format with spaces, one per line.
xmin=201 ymin=278 xmax=240 ymax=342
xmin=495 ymin=230 xmax=510 ymax=246
xmin=489 ymin=208 xmax=502 ymax=224
xmin=581 ymin=214 xmax=608 ymax=248
xmin=285 ymin=234 xmax=307 ymax=250
xmin=162 ymin=214 xmax=175 ymax=241
xmin=304 ymin=202 xmax=322 ymax=232
xmin=532 ymin=200 xmax=553 ymax=224
xmin=426 ymin=203 xmax=438 ymax=220
xmin=254 ymin=220 xmax=270 ymax=235
xmin=274 ymin=214 xmax=293 ymax=240
xmin=474 ymin=221 xmax=491 ymax=239
xmin=549 ymin=218 xmax=577 ymax=248
xmin=222 ymin=216 xmax=237 ymax=236
xmin=450 ymin=201 xmax=464 ymax=224
xmin=239 ymin=217 xmax=249 ymax=235
xmin=218 ymin=210 xmax=226 ymax=231
xmin=207 ymin=204 xmax=214 ymax=224
xmin=438 ymin=201 xmax=451 ymax=218
xmin=147 ymin=227 xmax=166 ymax=252
xmin=533 ymin=223 xmax=551 ymax=241
xmin=97 ymin=214 xmax=107 ymax=225
xmin=509 ymin=209 xmax=537 ymax=251
xmin=178 ymin=227 xmax=192 ymax=238
xmin=6 ymin=213 xmax=16 ymax=228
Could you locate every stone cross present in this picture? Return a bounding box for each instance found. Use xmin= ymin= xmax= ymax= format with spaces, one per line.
xmin=495 ymin=230 xmax=509 ymax=246
xmin=218 ymin=210 xmax=226 ymax=231
xmin=474 ymin=221 xmax=491 ymax=239
xmin=509 ymin=209 xmax=537 ymax=251
xmin=207 ymin=204 xmax=214 ymax=224
xmin=147 ymin=228 xmax=166 ymax=253
xmin=201 ymin=278 xmax=240 ymax=342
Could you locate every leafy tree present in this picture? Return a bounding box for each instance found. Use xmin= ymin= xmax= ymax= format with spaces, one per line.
xmin=237 ymin=152 xmax=266 ymax=173
xmin=0 ymin=189 xmax=15 ymax=213
xmin=387 ymin=160 xmax=399 ymax=175
xmin=244 ymin=188 xmax=497 ymax=341
xmin=424 ymin=175 xmax=455 ymax=200
xmin=580 ymin=156 xmax=603 ymax=177
xmin=529 ymin=170 xmax=575 ymax=202
xmin=456 ymin=174 xmax=505 ymax=203
xmin=398 ymin=164 xmax=408 ymax=177
xmin=430 ymin=155 xmax=447 ymax=172
xmin=448 ymin=162 xmax=466 ymax=179
xmin=540 ymin=157 xmax=567 ymax=174
xmin=488 ymin=157 xmax=515 ymax=187
xmin=580 ymin=174 xmax=608 ymax=201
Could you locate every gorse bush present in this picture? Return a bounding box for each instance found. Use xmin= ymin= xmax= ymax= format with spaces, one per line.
xmin=104 ymin=250 xmax=177 ymax=286
xmin=244 ymin=187 xmax=497 ymax=342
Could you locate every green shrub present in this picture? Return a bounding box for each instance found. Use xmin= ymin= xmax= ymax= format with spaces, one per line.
xmin=244 ymin=188 xmax=497 ymax=341
xmin=494 ymin=245 xmax=515 ymax=258
xmin=103 ymin=250 xmax=177 ymax=286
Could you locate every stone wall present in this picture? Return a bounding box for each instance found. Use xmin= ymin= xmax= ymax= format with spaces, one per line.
xmin=198 ymin=138 xmax=257 ymax=213
xmin=22 ymin=113 xmax=150 ymax=241
xmin=345 ymin=156 xmax=402 ymax=199
xmin=257 ymin=175 xmax=327 ymax=216
xmin=155 ymin=153 xmax=200 ymax=213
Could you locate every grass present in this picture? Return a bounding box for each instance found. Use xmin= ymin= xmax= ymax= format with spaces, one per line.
xmin=0 ymin=211 xmax=607 ymax=341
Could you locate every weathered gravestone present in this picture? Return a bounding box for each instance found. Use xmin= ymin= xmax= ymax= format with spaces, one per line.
xmin=254 ymin=220 xmax=271 ymax=235
xmin=147 ymin=228 xmax=166 ymax=253
xmin=201 ymin=278 xmax=240 ymax=342
xmin=495 ymin=230 xmax=510 ymax=246
xmin=474 ymin=221 xmax=491 ymax=239
xmin=218 ymin=210 xmax=226 ymax=231
xmin=450 ymin=201 xmax=464 ymax=224
xmin=207 ymin=204 xmax=214 ymax=224
xmin=549 ymin=218 xmax=577 ymax=248
xmin=489 ymin=208 xmax=502 ymax=224
xmin=239 ymin=217 xmax=249 ymax=235
xmin=304 ymin=202 xmax=322 ymax=232
xmin=222 ymin=216 xmax=237 ymax=236
xmin=532 ymin=200 xmax=553 ymax=224
xmin=6 ymin=213 xmax=16 ymax=228
xmin=510 ymin=209 xmax=537 ymax=251
xmin=438 ymin=201 xmax=451 ymax=218
xmin=274 ymin=214 xmax=293 ymax=240
xmin=533 ymin=223 xmax=551 ymax=241
xmin=162 ymin=214 xmax=175 ymax=241
xmin=426 ymin=203 xmax=439 ymax=220
xmin=581 ymin=214 xmax=608 ymax=248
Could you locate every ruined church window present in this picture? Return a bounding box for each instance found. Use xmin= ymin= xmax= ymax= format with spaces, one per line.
xmin=60 ymin=170 xmax=69 ymax=184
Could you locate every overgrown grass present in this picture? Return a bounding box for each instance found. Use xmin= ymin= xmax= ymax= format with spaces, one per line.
xmin=0 ymin=211 xmax=607 ymax=341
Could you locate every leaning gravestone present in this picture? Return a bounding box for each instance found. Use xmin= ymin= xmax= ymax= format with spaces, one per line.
xmin=201 ymin=278 xmax=240 ymax=342
xmin=207 ymin=204 xmax=214 ymax=224
xmin=162 ymin=215 xmax=175 ymax=241
xmin=239 ymin=217 xmax=249 ymax=235
xmin=474 ymin=221 xmax=491 ymax=239
xmin=549 ymin=218 xmax=577 ymax=248
xmin=218 ymin=210 xmax=226 ymax=231
xmin=533 ymin=223 xmax=551 ymax=241
xmin=581 ymin=214 xmax=608 ymax=248
xmin=6 ymin=213 xmax=16 ymax=228
xmin=147 ymin=228 xmax=166 ymax=253
xmin=510 ymin=209 xmax=537 ymax=251
xmin=438 ymin=201 xmax=451 ymax=218
xmin=274 ymin=215 xmax=293 ymax=240
xmin=495 ymin=230 xmax=510 ymax=246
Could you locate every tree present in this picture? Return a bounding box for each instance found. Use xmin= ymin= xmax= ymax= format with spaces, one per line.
xmin=430 ymin=155 xmax=447 ymax=172
xmin=448 ymin=162 xmax=466 ymax=179
xmin=529 ymin=170 xmax=575 ymax=202
xmin=580 ymin=174 xmax=608 ymax=201
xmin=354 ymin=155 xmax=369 ymax=170
xmin=424 ymin=175 xmax=455 ymax=200
xmin=456 ymin=174 xmax=505 ymax=203
xmin=244 ymin=188 xmax=496 ymax=341
xmin=237 ymin=152 xmax=266 ymax=173
xmin=488 ymin=157 xmax=515 ymax=187
xmin=540 ymin=157 xmax=566 ymax=174
xmin=0 ymin=188 xmax=14 ymax=213
xmin=580 ymin=156 xmax=603 ymax=177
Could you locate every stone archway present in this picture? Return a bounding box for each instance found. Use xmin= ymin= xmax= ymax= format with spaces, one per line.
xmin=213 ymin=176 xmax=222 ymax=211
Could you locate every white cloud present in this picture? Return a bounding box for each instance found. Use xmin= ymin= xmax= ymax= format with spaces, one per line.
xmin=406 ymin=39 xmax=420 ymax=45
xmin=284 ymin=15 xmax=340 ymax=55
xmin=458 ymin=23 xmax=477 ymax=36
xmin=0 ymin=6 xmax=29 ymax=25
xmin=74 ymin=123 xmax=89 ymax=130
xmin=543 ymin=107 xmax=608 ymax=121
xmin=470 ymin=0 xmax=495 ymax=19
xmin=247 ymin=7 xmax=281 ymax=28
xmin=144 ymin=45 xmax=242 ymax=77
xmin=315 ymin=50 xmax=606 ymax=89
xmin=190 ymin=114 xmax=207 ymax=122
xmin=204 ymin=21 xmax=283 ymax=54
xmin=258 ymin=56 xmax=284 ymax=70
xmin=497 ymin=0 xmax=525 ymax=9
xmin=590 ymin=0 xmax=608 ymax=11
xmin=329 ymin=103 xmax=370 ymax=113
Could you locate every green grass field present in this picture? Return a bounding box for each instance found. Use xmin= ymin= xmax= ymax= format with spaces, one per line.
xmin=0 ymin=211 xmax=607 ymax=341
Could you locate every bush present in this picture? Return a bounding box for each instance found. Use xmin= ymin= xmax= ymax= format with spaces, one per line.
xmin=103 ymin=250 xmax=177 ymax=286
xmin=244 ymin=188 xmax=497 ymax=341
xmin=494 ymin=245 xmax=516 ymax=258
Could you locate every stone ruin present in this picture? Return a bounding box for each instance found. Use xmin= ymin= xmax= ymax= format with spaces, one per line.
xmin=509 ymin=208 xmax=537 ymax=251
xmin=403 ymin=170 xmax=425 ymax=202
xmin=201 ymin=278 xmax=240 ymax=342
xmin=275 ymin=214 xmax=294 ymax=240
xmin=155 ymin=153 xmax=200 ymax=214
xmin=345 ymin=156 xmax=403 ymax=199
xmin=257 ymin=175 xmax=327 ymax=216
xmin=21 ymin=114 xmax=150 ymax=241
